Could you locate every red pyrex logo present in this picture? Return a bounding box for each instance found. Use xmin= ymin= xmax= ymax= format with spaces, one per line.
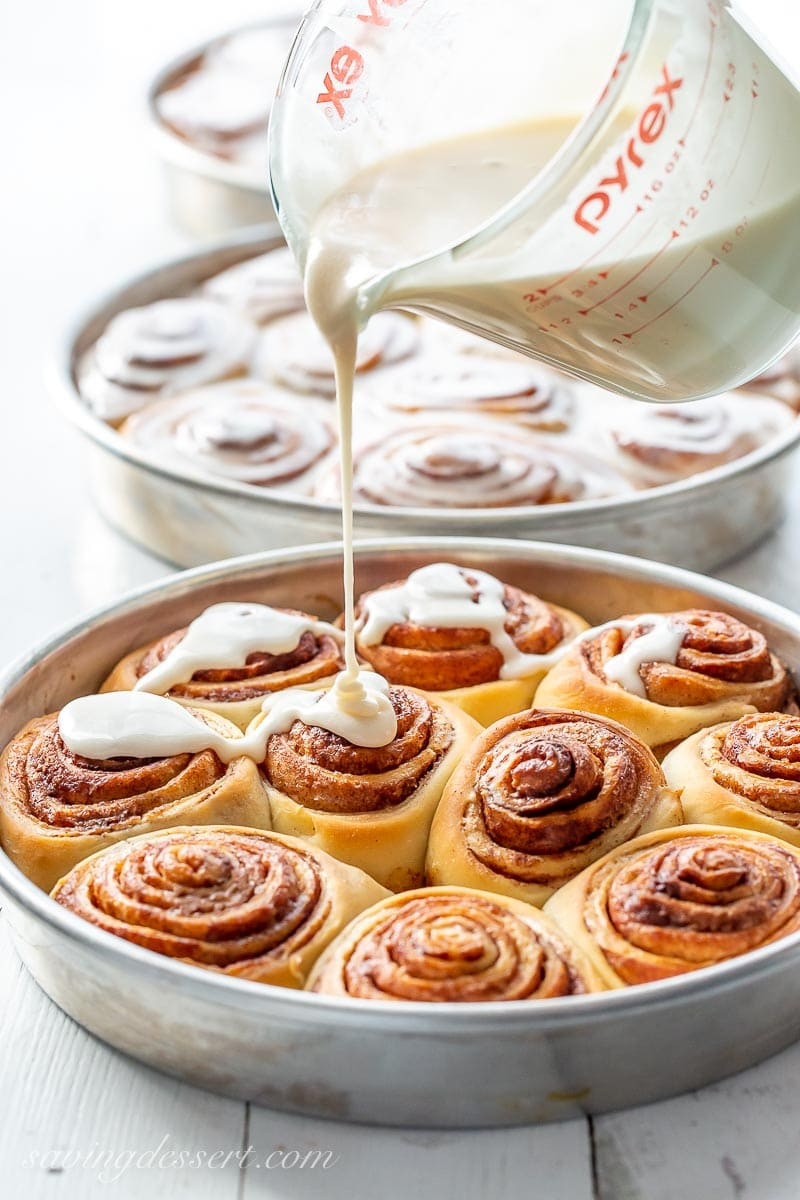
xmin=574 ymin=65 xmax=683 ymax=234
xmin=317 ymin=0 xmax=410 ymax=120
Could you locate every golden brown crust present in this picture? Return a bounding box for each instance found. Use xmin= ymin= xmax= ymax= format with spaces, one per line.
xmin=535 ymin=609 xmax=794 ymax=750
xmin=6 ymin=715 xmax=225 ymax=833
xmin=544 ymin=826 xmax=800 ymax=986
xmin=52 ymin=826 xmax=389 ymax=987
xmin=663 ymin=713 xmax=800 ymax=844
xmin=264 ymin=687 xmax=453 ymax=814
xmin=600 ymin=611 xmax=782 ymax=702
xmin=0 ymin=710 xmax=269 ymax=891
xmin=711 ymin=712 xmax=800 ymax=806
xmin=308 ymin=886 xmax=605 ymax=1000
xmin=263 ymin=690 xmax=479 ymax=892
xmin=426 ymin=709 xmax=681 ymax=906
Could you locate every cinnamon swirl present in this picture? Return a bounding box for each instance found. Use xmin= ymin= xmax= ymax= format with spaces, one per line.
xmin=605 ymin=393 xmax=793 ymax=485
xmin=256 ymin=310 xmax=420 ymax=397
xmin=255 ymin=683 xmax=479 ymax=890
xmin=544 ymin=825 xmax=800 ymax=986
xmin=426 ymin=709 xmax=681 ymax=907
xmin=53 ymin=826 xmax=388 ymax=987
xmin=120 ymin=381 xmax=334 ymax=490
xmin=102 ymin=603 xmax=345 ymax=730
xmin=350 ymin=563 xmax=588 ymax=726
xmin=308 ymin=886 xmax=605 ymax=1000
xmin=363 ymin=350 xmax=577 ymax=432
xmin=202 ymin=248 xmax=305 ymax=325
xmin=0 ymin=709 xmax=268 ymax=891
xmin=663 ymin=712 xmax=800 ymax=846
xmin=78 ymin=298 xmax=254 ymax=423
xmin=535 ymin=609 xmax=794 ymax=755
xmin=316 ymin=423 xmax=631 ymax=508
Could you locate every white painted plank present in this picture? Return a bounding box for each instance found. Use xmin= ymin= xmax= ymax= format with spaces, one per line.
xmin=244 ymin=1106 xmax=594 ymax=1200
xmin=0 ymin=917 xmax=246 ymax=1200
xmin=593 ymin=1041 xmax=800 ymax=1200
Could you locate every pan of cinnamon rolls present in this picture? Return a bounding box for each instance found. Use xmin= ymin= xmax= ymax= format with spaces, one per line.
xmin=3 ymin=538 xmax=800 ymax=1125
xmin=54 ymin=230 xmax=800 ymax=568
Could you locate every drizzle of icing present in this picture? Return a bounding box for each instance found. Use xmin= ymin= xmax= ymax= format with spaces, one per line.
xmin=134 ymin=603 xmax=342 ymax=696
xmin=60 ymin=670 xmax=397 ymax=761
xmin=601 ymin=615 xmax=688 ymax=698
xmin=57 ymin=607 xmax=692 ymax=763
xmin=357 ymin=563 xmax=573 ymax=681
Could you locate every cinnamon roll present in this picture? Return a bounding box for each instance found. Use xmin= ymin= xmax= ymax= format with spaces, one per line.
xmin=316 ymin=423 xmax=631 ymax=508
xmin=349 ymin=563 xmax=588 ymax=726
xmin=308 ymin=886 xmax=605 ymax=1000
xmin=426 ymin=709 xmax=682 ymax=907
xmin=255 ymin=310 xmax=420 ymax=397
xmin=120 ymin=381 xmax=334 ymax=490
xmin=53 ymin=827 xmax=388 ymax=987
xmin=605 ymin=393 xmax=793 ymax=485
xmin=544 ymin=826 xmax=800 ymax=987
xmin=364 ymin=350 xmax=576 ymax=432
xmin=535 ymin=610 xmax=794 ymax=755
xmin=78 ymin=298 xmax=254 ymax=424
xmin=255 ymin=683 xmax=479 ymax=891
xmin=102 ymin=603 xmax=345 ymax=730
xmin=663 ymin=712 xmax=800 ymax=846
xmin=202 ymin=248 xmax=305 ymax=325
xmin=0 ymin=709 xmax=268 ymax=891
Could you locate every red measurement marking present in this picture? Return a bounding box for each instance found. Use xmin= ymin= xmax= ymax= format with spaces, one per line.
xmin=533 ymin=205 xmax=643 ymax=297
xmin=640 ymin=244 xmax=697 ymax=302
xmin=578 ymin=233 xmax=677 ymax=316
xmin=726 ymin=90 xmax=757 ymax=183
xmin=703 ymin=92 xmax=731 ymax=162
xmin=622 ymin=258 xmax=719 ymax=338
xmin=680 ymin=17 xmax=717 ymax=145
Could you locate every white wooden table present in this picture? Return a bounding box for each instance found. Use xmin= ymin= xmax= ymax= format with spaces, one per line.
xmin=3 ymin=1 xmax=800 ymax=1195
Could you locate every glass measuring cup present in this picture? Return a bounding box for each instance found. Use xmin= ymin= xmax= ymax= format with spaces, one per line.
xmin=269 ymin=0 xmax=800 ymax=402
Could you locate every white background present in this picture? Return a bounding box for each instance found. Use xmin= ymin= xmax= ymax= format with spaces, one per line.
xmin=2 ymin=2 xmax=800 ymax=1197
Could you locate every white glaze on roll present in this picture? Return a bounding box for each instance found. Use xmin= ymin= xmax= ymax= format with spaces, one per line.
xmin=253 ymin=669 xmax=397 ymax=747
xmin=79 ymin=298 xmax=254 ymax=422
xmin=134 ymin=603 xmax=343 ymax=695
xmin=256 ymin=310 xmax=420 ymax=396
xmin=600 ymin=616 xmax=688 ymax=697
xmin=203 ymin=248 xmax=306 ymax=325
xmin=57 ymin=608 xmax=691 ymax=761
xmin=59 ymin=670 xmax=397 ymax=761
xmin=121 ymin=382 xmax=334 ymax=488
xmin=357 ymin=563 xmax=579 ymax=680
xmin=59 ymin=693 xmax=244 ymax=763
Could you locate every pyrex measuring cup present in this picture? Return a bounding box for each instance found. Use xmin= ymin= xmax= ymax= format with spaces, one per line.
xmin=269 ymin=0 xmax=800 ymax=402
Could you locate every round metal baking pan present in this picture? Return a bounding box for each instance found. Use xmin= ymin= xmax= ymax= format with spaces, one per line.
xmin=2 ymin=536 xmax=800 ymax=1127
xmin=147 ymin=16 xmax=301 ymax=236
xmin=52 ymin=228 xmax=800 ymax=570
